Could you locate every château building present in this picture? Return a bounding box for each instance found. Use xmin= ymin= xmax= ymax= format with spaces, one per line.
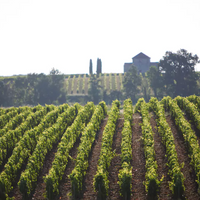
xmin=124 ymin=52 xmax=158 ymax=73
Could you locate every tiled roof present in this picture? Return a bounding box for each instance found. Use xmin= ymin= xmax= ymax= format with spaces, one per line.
xmin=132 ymin=52 xmax=150 ymax=59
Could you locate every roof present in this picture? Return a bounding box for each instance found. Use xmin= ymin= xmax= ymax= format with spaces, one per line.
xmin=132 ymin=52 xmax=150 ymax=59
xmin=124 ymin=63 xmax=132 ymax=67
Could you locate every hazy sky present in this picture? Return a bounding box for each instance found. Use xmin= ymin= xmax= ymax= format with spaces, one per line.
xmin=0 ymin=0 xmax=200 ymax=76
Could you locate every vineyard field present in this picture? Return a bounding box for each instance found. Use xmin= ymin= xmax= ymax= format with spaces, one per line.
xmin=65 ymin=73 xmax=124 ymax=95
xmin=0 ymin=96 xmax=200 ymax=199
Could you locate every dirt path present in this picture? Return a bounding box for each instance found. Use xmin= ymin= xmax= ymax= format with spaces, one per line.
xmin=81 ymin=117 xmax=108 ymax=200
xmin=131 ymin=113 xmax=146 ymax=200
xmin=166 ymin=115 xmax=200 ymax=200
xmin=11 ymin=141 xmax=69 ymax=200
xmin=31 ymin=143 xmax=60 ymax=200
xmin=54 ymin=137 xmax=80 ymax=200
xmin=8 ymin=112 xmax=200 ymax=200
xmin=150 ymin=115 xmax=172 ymax=199
xmin=54 ymin=118 xmax=108 ymax=200
xmin=107 ymin=118 xmax=123 ymax=200
xmin=7 ymin=158 xmax=29 ymax=200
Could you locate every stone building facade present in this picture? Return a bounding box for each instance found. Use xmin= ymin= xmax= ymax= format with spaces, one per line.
xmin=124 ymin=52 xmax=158 ymax=73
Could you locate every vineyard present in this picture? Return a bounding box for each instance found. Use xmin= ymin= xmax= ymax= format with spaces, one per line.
xmin=1 ymin=95 xmax=200 ymax=199
xmin=65 ymin=73 xmax=124 ymax=95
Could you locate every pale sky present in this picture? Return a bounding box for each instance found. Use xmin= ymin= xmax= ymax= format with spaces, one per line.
xmin=0 ymin=0 xmax=200 ymax=76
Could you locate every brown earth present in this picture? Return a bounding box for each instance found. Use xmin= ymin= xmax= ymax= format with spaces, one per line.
xmin=131 ymin=113 xmax=146 ymax=200
xmin=150 ymin=114 xmax=172 ymax=200
xmin=107 ymin=118 xmax=123 ymax=200
xmin=166 ymin=115 xmax=200 ymax=200
xmin=81 ymin=117 xmax=108 ymax=200
xmin=7 ymin=111 xmax=200 ymax=200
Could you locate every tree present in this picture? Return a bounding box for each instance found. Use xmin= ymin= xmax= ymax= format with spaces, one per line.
xmin=147 ymin=66 xmax=163 ymax=98
xmin=88 ymin=74 xmax=101 ymax=104
xmin=89 ymin=59 xmax=93 ymax=75
xmin=158 ymin=49 xmax=199 ymax=97
xmin=50 ymin=68 xmax=61 ymax=75
xmin=140 ymin=74 xmax=151 ymax=102
xmin=96 ymin=58 xmax=102 ymax=75
xmin=109 ymin=90 xmax=123 ymax=104
xmin=123 ymin=64 xmax=142 ymax=103
xmin=49 ymin=69 xmax=66 ymax=104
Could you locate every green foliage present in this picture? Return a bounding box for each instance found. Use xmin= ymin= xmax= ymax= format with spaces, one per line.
xmin=0 ymin=107 xmax=27 ymax=129
xmin=140 ymin=73 xmax=151 ymax=102
xmin=0 ymin=71 xmax=66 ymax=107
xmin=149 ymin=97 xmax=185 ymax=198
xmin=118 ymin=98 xmax=133 ymax=198
xmin=135 ymin=98 xmax=160 ymax=198
xmin=0 ymin=105 xmax=54 ymax=167
xmin=88 ymin=75 xmax=102 ymax=104
xmin=123 ymin=65 xmax=142 ymax=103
xmin=18 ymin=105 xmax=78 ymax=198
xmin=0 ymin=109 xmax=31 ymax=138
xmin=71 ymin=75 xmax=76 ymax=94
xmin=175 ymin=96 xmax=200 ymax=131
xmin=94 ymin=100 xmax=120 ymax=199
xmin=69 ymin=102 xmax=107 ymax=198
xmin=3 ymin=95 xmax=200 ymax=199
xmin=44 ymin=102 xmax=95 ymax=200
xmin=0 ymin=104 xmax=68 ymax=199
xmin=82 ymin=74 xmax=86 ymax=93
xmin=158 ymin=49 xmax=199 ymax=97
xmin=96 ymin=58 xmax=102 ymax=75
xmin=89 ymin=59 xmax=93 ymax=75
xmin=49 ymin=68 xmax=61 ymax=75
xmin=147 ymin=66 xmax=163 ymax=98
xmin=187 ymin=95 xmax=200 ymax=112
xmin=162 ymin=96 xmax=200 ymax=194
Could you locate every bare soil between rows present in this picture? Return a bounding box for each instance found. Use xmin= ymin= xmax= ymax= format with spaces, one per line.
xmin=9 ymin=113 xmax=200 ymax=200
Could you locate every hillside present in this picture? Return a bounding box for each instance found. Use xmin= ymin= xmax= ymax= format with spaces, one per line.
xmin=65 ymin=73 xmax=124 ymax=95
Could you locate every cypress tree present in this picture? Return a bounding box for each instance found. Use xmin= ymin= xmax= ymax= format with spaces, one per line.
xmin=96 ymin=58 xmax=102 ymax=75
xmin=89 ymin=59 xmax=93 ymax=75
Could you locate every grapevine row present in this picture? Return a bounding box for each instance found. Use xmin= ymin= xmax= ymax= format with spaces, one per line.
xmin=118 ymin=98 xmax=133 ymax=198
xmin=187 ymin=95 xmax=200 ymax=112
xmin=0 ymin=105 xmax=55 ymax=167
xmin=0 ymin=109 xmax=32 ymax=138
xmin=0 ymin=107 xmax=17 ymax=116
xmin=66 ymin=76 xmax=70 ymax=93
xmin=18 ymin=104 xmax=80 ymax=198
xmin=69 ymin=101 xmax=107 ymax=198
xmin=71 ymin=75 xmax=75 ymax=94
xmin=175 ymin=96 xmax=200 ymax=131
xmin=109 ymin=73 xmax=112 ymax=91
xmin=104 ymin=74 xmax=107 ymax=91
xmin=0 ymin=106 xmax=28 ymax=129
xmin=114 ymin=73 xmax=118 ymax=90
xmin=119 ymin=73 xmax=123 ymax=90
xmin=150 ymin=97 xmax=185 ymax=198
xmin=82 ymin=74 xmax=86 ymax=93
xmin=134 ymin=98 xmax=160 ymax=197
xmin=94 ymin=100 xmax=120 ymax=199
xmin=161 ymin=96 xmax=200 ymax=193
xmin=45 ymin=102 xmax=95 ymax=200
xmin=0 ymin=104 xmax=68 ymax=199
xmin=76 ymin=74 xmax=81 ymax=94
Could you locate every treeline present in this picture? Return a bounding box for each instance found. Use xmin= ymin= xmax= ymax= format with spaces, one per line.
xmin=0 ymin=69 xmax=66 ymax=107
xmin=1 ymin=49 xmax=200 ymax=107
xmin=123 ymin=49 xmax=200 ymax=104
